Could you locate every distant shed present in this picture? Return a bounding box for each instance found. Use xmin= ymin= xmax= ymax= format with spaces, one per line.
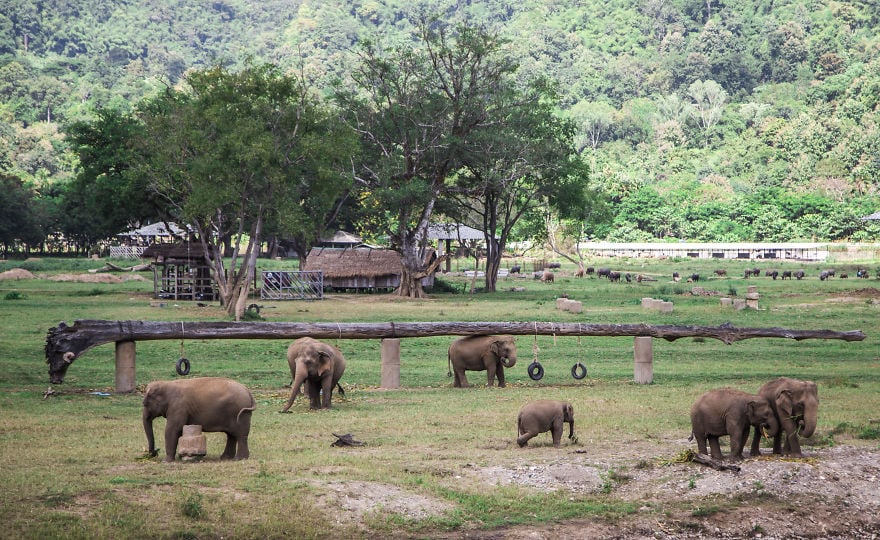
xmin=141 ymin=243 xmax=218 ymax=301
xmin=303 ymin=247 xmax=436 ymax=292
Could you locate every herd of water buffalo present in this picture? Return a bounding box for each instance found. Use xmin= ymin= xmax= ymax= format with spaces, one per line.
xmin=506 ymin=263 xmax=874 ymax=283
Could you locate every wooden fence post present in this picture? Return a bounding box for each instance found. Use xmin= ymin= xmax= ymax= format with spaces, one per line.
xmin=381 ymin=338 xmax=401 ymax=389
xmin=115 ymin=340 xmax=136 ymax=393
xmin=633 ymin=336 xmax=653 ymax=384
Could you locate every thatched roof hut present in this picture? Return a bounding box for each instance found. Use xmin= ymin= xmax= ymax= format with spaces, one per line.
xmin=304 ymin=247 xmax=435 ymax=291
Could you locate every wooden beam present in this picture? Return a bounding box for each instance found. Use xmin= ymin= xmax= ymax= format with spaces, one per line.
xmin=44 ymin=319 xmax=865 ymax=385
xmin=46 ymin=319 xmax=865 ymax=359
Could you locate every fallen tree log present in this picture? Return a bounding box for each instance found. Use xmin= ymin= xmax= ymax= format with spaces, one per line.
xmin=46 ymin=319 xmax=865 ymax=361
xmin=44 ymin=319 xmax=866 ymax=387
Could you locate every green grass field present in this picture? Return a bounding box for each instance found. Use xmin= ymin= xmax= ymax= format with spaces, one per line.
xmin=1 ymin=256 xmax=878 ymax=538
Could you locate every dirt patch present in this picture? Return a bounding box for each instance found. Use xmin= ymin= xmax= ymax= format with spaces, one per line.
xmin=832 ymin=287 xmax=880 ymax=298
xmin=310 ymin=479 xmax=454 ymax=525
xmin=450 ymin=442 xmax=880 ymax=539
xmin=48 ymin=273 xmax=124 ymax=283
xmin=0 ymin=268 xmax=36 ymax=280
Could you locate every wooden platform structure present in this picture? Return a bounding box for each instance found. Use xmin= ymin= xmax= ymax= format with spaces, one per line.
xmin=141 ymin=243 xmax=218 ymax=301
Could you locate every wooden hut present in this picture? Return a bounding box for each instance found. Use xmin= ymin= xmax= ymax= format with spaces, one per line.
xmin=141 ymin=243 xmax=218 ymax=301
xmin=303 ymin=247 xmax=436 ymax=292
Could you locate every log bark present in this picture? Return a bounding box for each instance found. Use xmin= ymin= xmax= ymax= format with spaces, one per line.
xmin=46 ymin=319 xmax=865 ymax=365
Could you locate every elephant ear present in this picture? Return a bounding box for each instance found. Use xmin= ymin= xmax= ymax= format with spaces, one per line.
xmin=316 ymin=350 xmax=332 ymax=375
xmin=776 ymin=389 xmax=794 ymax=417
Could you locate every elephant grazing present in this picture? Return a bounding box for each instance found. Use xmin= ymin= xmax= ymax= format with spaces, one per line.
xmin=516 ymin=400 xmax=575 ymax=447
xmin=448 ymin=335 xmax=517 ymax=387
xmin=142 ymin=377 xmax=256 ymax=462
xmin=750 ymin=377 xmax=819 ymax=457
xmin=281 ymin=337 xmax=346 ymax=411
xmin=689 ymin=388 xmax=779 ymax=461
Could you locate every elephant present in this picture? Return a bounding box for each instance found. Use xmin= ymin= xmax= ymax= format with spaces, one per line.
xmin=281 ymin=337 xmax=346 ymax=411
xmin=750 ymin=377 xmax=819 ymax=457
xmin=689 ymin=388 xmax=779 ymax=461
xmin=142 ymin=377 xmax=255 ymax=462
xmin=516 ymin=400 xmax=575 ymax=447
xmin=447 ymin=334 xmax=517 ymax=388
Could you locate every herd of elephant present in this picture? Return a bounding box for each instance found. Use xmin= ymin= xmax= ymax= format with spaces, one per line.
xmin=141 ymin=335 xmax=817 ymax=463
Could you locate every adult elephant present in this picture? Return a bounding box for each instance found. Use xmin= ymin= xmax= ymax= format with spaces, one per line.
xmin=516 ymin=400 xmax=575 ymax=447
xmin=750 ymin=377 xmax=819 ymax=457
xmin=448 ymin=335 xmax=517 ymax=387
xmin=143 ymin=377 xmax=255 ymax=462
xmin=690 ymin=388 xmax=779 ymax=461
xmin=281 ymin=337 xmax=346 ymax=411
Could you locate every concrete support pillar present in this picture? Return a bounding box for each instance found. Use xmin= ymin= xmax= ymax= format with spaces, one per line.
xmin=115 ymin=340 xmax=136 ymax=393
xmin=633 ymin=336 xmax=653 ymax=384
xmin=380 ymin=338 xmax=401 ymax=389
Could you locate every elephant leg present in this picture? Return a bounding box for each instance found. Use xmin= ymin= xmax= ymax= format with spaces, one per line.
xmin=784 ymin=430 xmax=803 ymax=457
xmin=485 ymin=363 xmax=497 ymax=387
xmin=517 ymin=430 xmax=537 ymax=447
xmin=235 ymin=434 xmax=249 ymax=460
xmin=221 ymin=434 xmax=237 ymax=460
xmin=307 ymin=380 xmax=321 ymax=409
xmin=749 ymin=426 xmax=762 ymax=457
xmin=551 ymin=418 xmax=564 ymax=447
xmin=496 ymin=365 xmax=506 ymax=388
xmin=707 ymin=435 xmax=724 ymax=460
xmin=321 ymin=377 xmax=333 ymax=409
xmin=729 ymin=426 xmax=748 ymax=461
xmin=694 ymin=433 xmax=709 ymax=456
xmin=454 ymin=368 xmax=469 ymax=388
xmin=164 ymin=423 xmax=182 ymax=462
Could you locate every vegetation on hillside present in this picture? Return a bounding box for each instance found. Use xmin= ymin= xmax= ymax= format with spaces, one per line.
xmin=1 ymin=0 xmax=879 ymax=257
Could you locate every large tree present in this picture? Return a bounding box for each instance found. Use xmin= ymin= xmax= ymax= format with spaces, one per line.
xmin=63 ymin=108 xmax=161 ymax=245
xmin=337 ymin=19 xmax=526 ymax=298
xmin=444 ymin=78 xmax=592 ymax=292
xmin=134 ymin=63 xmax=354 ymax=319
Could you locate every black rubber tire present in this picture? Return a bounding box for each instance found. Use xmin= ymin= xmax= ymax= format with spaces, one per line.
xmin=527 ymin=361 xmax=544 ymax=381
xmin=571 ymin=362 xmax=587 ymax=380
xmin=175 ymin=357 xmax=191 ymax=376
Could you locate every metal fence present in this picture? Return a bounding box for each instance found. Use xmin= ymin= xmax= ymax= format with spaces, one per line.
xmin=260 ymin=271 xmax=323 ymax=300
xmin=109 ymin=246 xmax=146 ymax=259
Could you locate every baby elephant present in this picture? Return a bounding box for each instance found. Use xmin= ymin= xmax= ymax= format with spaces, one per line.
xmin=516 ymin=400 xmax=575 ymax=447
xmin=690 ymin=388 xmax=779 ymax=461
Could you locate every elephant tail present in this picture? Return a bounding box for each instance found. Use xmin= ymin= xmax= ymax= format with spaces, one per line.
xmin=236 ymin=395 xmax=257 ymax=424
xmin=447 ymin=353 xmax=452 ymax=377
xmin=336 ymin=383 xmax=345 ymax=397
xmin=687 ymin=432 xmax=694 ymax=442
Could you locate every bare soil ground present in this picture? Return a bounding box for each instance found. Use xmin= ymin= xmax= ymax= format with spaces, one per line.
xmin=316 ymin=440 xmax=880 ymax=539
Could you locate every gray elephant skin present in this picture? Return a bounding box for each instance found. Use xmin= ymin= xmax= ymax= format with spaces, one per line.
xmin=447 ymin=335 xmax=518 ymax=387
xmin=516 ymin=400 xmax=575 ymax=447
xmin=750 ymin=377 xmax=819 ymax=457
xmin=143 ymin=377 xmax=256 ymax=462
xmin=281 ymin=337 xmax=346 ymax=411
xmin=690 ymin=388 xmax=779 ymax=461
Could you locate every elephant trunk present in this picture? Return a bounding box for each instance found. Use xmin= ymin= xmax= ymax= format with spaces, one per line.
xmin=567 ymin=419 xmax=575 ymax=439
xmin=801 ymin=402 xmax=818 ymax=439
xmin=143 ymin=411 xmax=158 ymax=457
xmin=500 ymin=355 xmax=517 ymax=368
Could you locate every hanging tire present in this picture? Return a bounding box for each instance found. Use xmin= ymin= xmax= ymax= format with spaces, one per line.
xmin=527 ymin=361 xmax=544 ymax=381
xmin=176 ymin=357 xmax=191 ymax=376
xmin=571 ymin=362 xmax=587 ymax=380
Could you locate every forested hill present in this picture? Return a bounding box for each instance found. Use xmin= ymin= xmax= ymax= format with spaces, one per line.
xmin=2 ymin=0 xmax=880 ymax=243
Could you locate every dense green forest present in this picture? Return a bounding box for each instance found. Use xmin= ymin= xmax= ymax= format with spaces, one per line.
xmin=2 ymin=0 xmax=880 ymax=256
